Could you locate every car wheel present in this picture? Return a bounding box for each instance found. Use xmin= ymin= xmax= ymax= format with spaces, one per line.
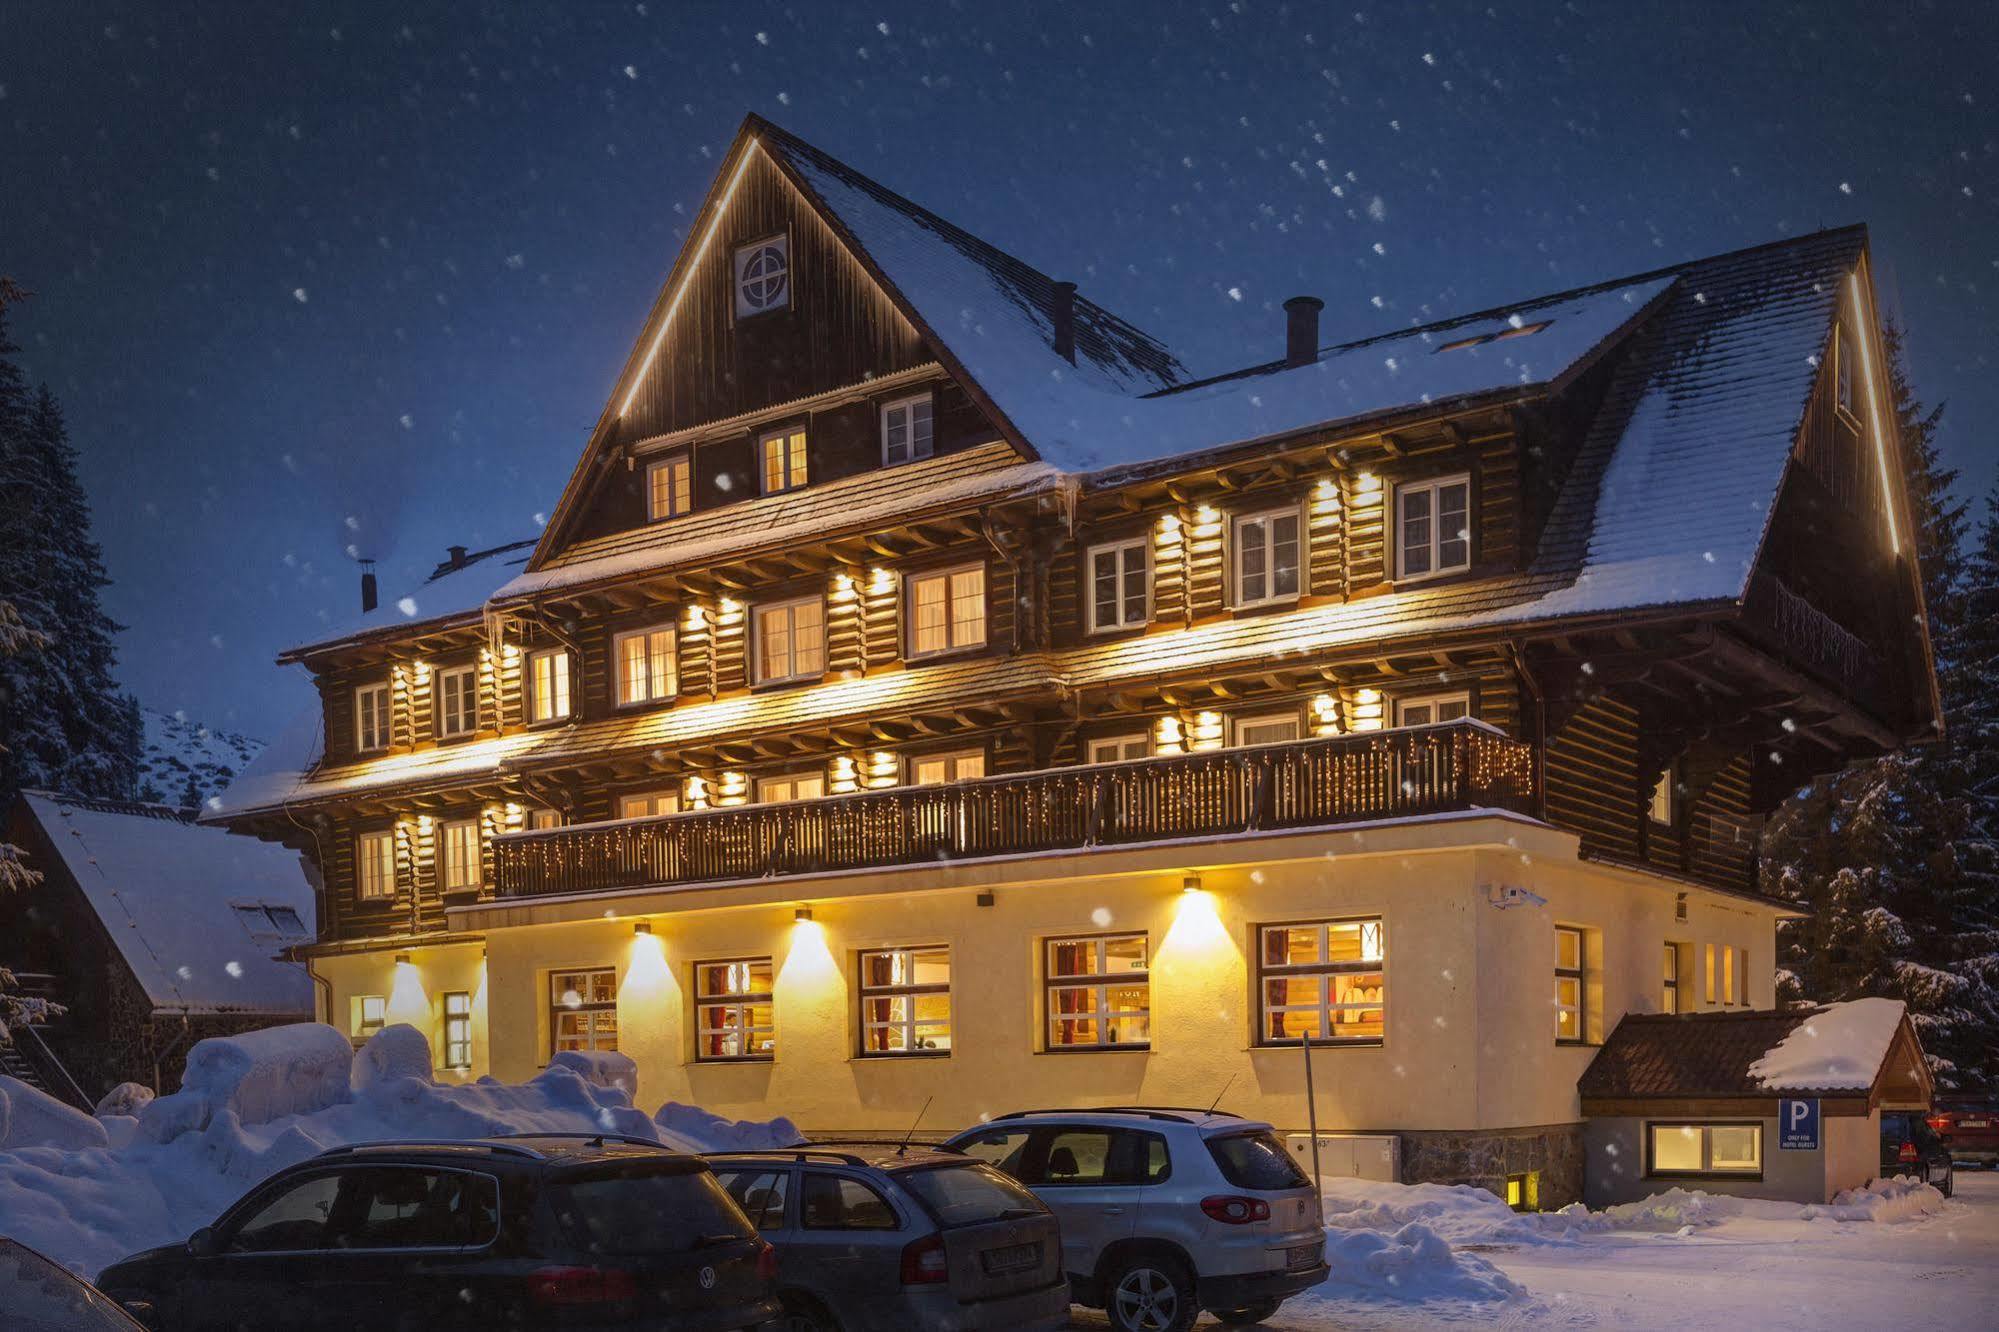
xmin=781 ymin=1290 xmax=839 ymax=1332
xmin=1212 ymin=1297 xmax=1283 ymax=1325
xmin=1941 ymin=1168 xmax=1954 ymax=1199
xmin=1107 ymin=1255 xmax=1198 ymax=1332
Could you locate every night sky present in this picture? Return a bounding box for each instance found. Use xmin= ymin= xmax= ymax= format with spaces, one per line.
xmin=4 ymin=1 xmax=1994 ymax=744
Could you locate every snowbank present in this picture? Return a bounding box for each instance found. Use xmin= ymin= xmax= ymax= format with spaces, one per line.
xmin=550 ymin=1048 xmax=639 ymax=1097
xmin=349 ymin=1023 xmax=434 ymax=1092
xmin=655 ymin=1101 xmax=804 ymax=1152
xmin=1321 ymin=1176 xmax=1585 ymax=1247
xmin=1322 ymin=1222 xmax=1524 ymax=1302
xmin=1805 ymin=1175 xmax=1947 ymax=1223
xmin=94 ymin=1082 xmax=155 ymax=1118
xmin=0 ymin=1025 xmax=797 ymax=1277
xmin=0 ymin=1075 xmax=109 ymax=1151
xmin=1749 ymin=997 xmax=1906 ymax=1091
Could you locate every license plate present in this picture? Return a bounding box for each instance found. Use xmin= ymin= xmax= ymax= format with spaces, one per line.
xmin=1285 ymin=1243 xmax=1321 ymax=1271
xmin=982 ymin=1242 xmax=1039 ymax=1275
xmin=1962 ymin=1119 xmax=1991 ymax=1128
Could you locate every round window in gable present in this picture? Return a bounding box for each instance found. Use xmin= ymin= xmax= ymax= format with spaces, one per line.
xmin=734 ymin=235 xmax=791 ymax=316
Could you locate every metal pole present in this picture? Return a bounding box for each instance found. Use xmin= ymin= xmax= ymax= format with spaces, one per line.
xmin=1302 ymin=1030 xmax=1324 ymax=1225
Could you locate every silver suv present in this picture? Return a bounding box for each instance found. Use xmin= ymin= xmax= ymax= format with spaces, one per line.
xmin=941 ymin=1109 xmax=1327 ymax=1332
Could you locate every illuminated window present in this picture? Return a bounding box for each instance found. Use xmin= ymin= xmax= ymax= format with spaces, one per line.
xmin=528 ymin=807 xmax=563 ymax=831
xmin=1721 ymin=944 xmax=1737 ymax=1005
xmin=858 ymin=946 xmax=951 ymax=1055
xmin=1395 ymin=475 xmax=1471 ymax=581
xmin=356 ymin=830 xmax=396 ymax=901
xmin=1393 ymin=692 xmax=1470 ymax=727
xmin=1555 ymin=926 xmax=1586 ymax=1043
xmin=1045 ymin=933 xmax=1150 ymax=1050
xmin=1647 ymin=1122 xmax=1762 ymax=1177
xmin=1086 ymin=539 xmax=1150 ymax=633
xmin=909 ymin=750 xmax=984 ymax=786
xmin=527 ymin=648 xmax=572 ymax=723
xmin=695 ymin=957 xmax=775 ymax=1061
xmin=759 ymin=426 xmax=808 ymax=494
xmin=1835 ymin=326 xmax=1855 ymax=416
xmin=881 ymin=393 xmax=934 ymax=466
xmin=443 ymin=990 xmax=472 ymax=1070
xmin=1505 ymin=1171 xmax=1539 ymax=1212
xmin=1662 ymin=942 xmax=1684 ymax=1014
xmin=733 ymin=234 xmax=790 ymax=317
xmin=614 ymin=624 xmax=678 ymax=706
xmin=1232 ymin=711 xmax=1302 ymax=748
xmin=438 ymin=818 xmax=481 ymax=893
xmin=1088 ymin=734 xmax=1151 ymax=764
xmin=1704 ymin=943 xmax=1717 ymax=1004
xmin=354 ymin=682 xmax=390 ymax=753
xmin=1649 ymin=762 xmax=1678 ymax=826
xmin=754 ymin=597 xmax=825 ymax=684
xmin=906 ymin=564 xmax=986 ymax=657
xmin=647 ymin=453 xmax=693 ymax=520
xmin=550 ymin=967 xmax=618 ymax=1055
xmin=756 ymin=772 xmax=825 ymax=804
xmin=352 ymin=994 xmax=386 ymax=1039
xmin=1232 ymin=508 xmax=1302 ymax=607
xmin=1257 ymin=919 xmax=1386 ymax=1045
xmin=617 ymin=790 xmax=680 ymax=820
xmin=436 ymin=664 xmax=478 ymax=739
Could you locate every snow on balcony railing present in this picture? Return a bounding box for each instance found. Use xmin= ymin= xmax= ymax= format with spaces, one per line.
xmin=491 ymin=720 xmax=1536 ymax=901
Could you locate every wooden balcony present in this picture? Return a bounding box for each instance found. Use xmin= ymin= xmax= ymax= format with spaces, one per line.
xmin=1740 ymin=569 xmax=1882 ymax=701
xmin=492 ymin=721 xmax=1537 ymax=901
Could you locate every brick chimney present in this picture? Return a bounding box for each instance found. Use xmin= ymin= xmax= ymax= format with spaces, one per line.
xmin=1284 ymin=295 xmax=1324 ymax=368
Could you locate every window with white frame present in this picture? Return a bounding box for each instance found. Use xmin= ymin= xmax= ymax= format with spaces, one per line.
xmin=550 ymin=968 xmax=617 ymax=1054
xmin=647 ymin=453 xmax=693 ymax=520
xmin=909 ymin=750 xmax=984 ymax=786
xmin=881 ymin=393 xmax=934 ymax=466
xmin=1395 ymin=475 xmax=1472 ymax=581
xmin=436 ymin=664 xmax=478 ymax=739
xmin=1088 ymin=734 xmax=1151 ymax=764
xmin=756 ymin=772 xmax=825 ymax=804
xmin=614 ymin=624 xmax=678 ymax=706
xmin=1257 ymin=919 xmax=1386 ymax=1044
xmin=858 ymin=946 xmax=951 ymax=1055
xmin=438 ymin=818 xmax=481 ymax=893
xmin=1392 ymin=692 xmax=1470 ymax=727
xmin=1555 ymin=925 xmax=1586 ymax=1042
xmin=1662 ymin=942 xmax=1685 ymax=1014
xmin=754 ymin=597 xmax=825 ymax=684
xmin=1232 ymin=711 xmax=1302 ymax=748
xmin=759 ymin=426 xmax=808 ymax=494
xmin=695 ymin=957 xmax=775 ymax=1060
xmin=1086 ymin=538 xmax=1149 ymax=633
xmin=528 ymin=807 xmax=564 ymax=832
xmin=527 ymin=648 xmax=572 ymax=723
xmin=443 ymin=990 xmax=472 ymax=1070
xmin=354 ymin=682 xmax=390 ymax=752
xmin=356 ymin=829 xmax=396 ymax=902
xmin=1044 ymin=933 xmax=1150 ymax=1049
xmin=352 ymin=994 xmax=386 ymax=1039
xmin=618 ymin=790 xmax=680 ymax=820
xmin=906 ymin=564 xmax=986 ymax=657
xmin=1232 ymin=508 xmax=1302 ymax=607
xmin=1648 ymin=1122 xmax=1762 ymax=1177
xmin=733 ymin=234 xmax=790 ymax=318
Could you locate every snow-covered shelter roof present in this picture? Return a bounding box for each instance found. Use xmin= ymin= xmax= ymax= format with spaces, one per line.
xmin=283 ymin=538 xmax=536 ymax=661
xmin=1580 ymin=999 xmax=1930 ymax=1103
xmin=17 ymin=792 xmax=315 ymax=1017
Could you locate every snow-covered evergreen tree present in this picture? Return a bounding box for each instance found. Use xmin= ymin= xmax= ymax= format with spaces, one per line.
xmin=1764 ymin=326 xmax=1999 ymax=1089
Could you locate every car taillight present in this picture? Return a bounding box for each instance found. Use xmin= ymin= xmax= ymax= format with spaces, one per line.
xmin=900 ymin=1233 xmax=949 ymax=1285
xmin=1928 ymin=1115 xmax=1952 ymax=1134
xmin=757 ymin=1239 xmax=779 ymax=1281
xmin=1201 ymin=1195 xmax=1272 ymax=1224
xmin=1898 ymin=1141 xmax=1920 ymax=1164
xmin=527 ymin=1265 xmax=638 ymax=1307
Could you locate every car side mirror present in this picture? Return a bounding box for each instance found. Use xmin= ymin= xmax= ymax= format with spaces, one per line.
xmin=187 ymin=1227 xmax=218 ymax=1258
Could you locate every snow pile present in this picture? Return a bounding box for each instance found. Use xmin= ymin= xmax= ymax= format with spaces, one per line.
xmin=0 ymin=1024 xmax=797 ymax=1277
xmin=1321 ymin=1176 xmax=1593 ymax=1246
xmin=549 ymin=1048 xmax=639 ymax=1097
xmin=1803 ymin=1175 xmax=1947 ymax=1223
xmin=655 ymin=1101 xmax=804 ymax=1153
xmin=0 ymin=1075 xmax=110 ymax=1151
xmin=93 ymin=1082 xmax=155 ymax=1118
xmin=1322 ymin=1222 xmax=1525 ymax=1302
xmin=1749 ymin=997 xmax=1906 ymax=1090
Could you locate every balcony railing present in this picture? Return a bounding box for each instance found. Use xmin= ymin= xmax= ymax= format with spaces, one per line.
xmin=1741 ymin=569 xmax=1882 ymax=700
xmin=492 ymin=720 xmax=1537 ymax=901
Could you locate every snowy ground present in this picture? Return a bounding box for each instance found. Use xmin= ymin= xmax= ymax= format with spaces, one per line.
xmin=1066 ymin=1170 xmax=1999 ymax=1331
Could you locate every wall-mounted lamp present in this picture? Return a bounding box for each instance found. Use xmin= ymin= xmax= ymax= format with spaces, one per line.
xmin=394 ymin=953 xmax=412 ymax=965
xmin=1182 ymin=872 xmax=1203 ymax=895
xmin=794 ymin=907 xmax=813 ymax=923
xmin=633 ymin=921 xmax=652 ymax=936
xmin=976 ymin=891 xmax=996 ymax=908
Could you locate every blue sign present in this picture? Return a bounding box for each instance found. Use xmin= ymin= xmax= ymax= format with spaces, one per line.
xmin=1779 ymin=1098 xmax=1821 ymax=1151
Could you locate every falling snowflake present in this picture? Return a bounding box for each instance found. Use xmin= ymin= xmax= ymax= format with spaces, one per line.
xmin=292 ymin=288 xmax=308 ymax=303
xmin=397 ymin=596 xmax=419 ymax=617
xmin=225 ymin=961 xmax=243 ymax=978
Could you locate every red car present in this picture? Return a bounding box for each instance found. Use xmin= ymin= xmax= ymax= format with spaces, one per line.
xmin=1930 ymin=1095 xmax=1999 ymax=1168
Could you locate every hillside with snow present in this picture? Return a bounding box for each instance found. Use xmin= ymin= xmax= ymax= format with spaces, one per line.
xmin=134 ymin=707 xmax=264 ymax=808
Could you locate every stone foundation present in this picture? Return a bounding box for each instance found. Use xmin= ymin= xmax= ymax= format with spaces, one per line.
xmin=1398 ymin=1122 xmax=1586 ymax=1210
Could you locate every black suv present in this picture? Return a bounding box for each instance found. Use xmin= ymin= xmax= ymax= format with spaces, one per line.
xmin=1880 ymin=1111 xmax=1955 ymax=1197
xmin=96 ymin=1136 xmax=781 ymax=1331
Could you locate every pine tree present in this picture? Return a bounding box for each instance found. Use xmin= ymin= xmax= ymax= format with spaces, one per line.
xmin=1764 ymin=324 xmax=1999 ymax=1089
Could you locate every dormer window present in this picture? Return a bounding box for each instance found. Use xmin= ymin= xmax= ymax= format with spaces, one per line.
xmin=760 ymin=427 xmax=808 ymax=494
xmin=733 ymin=233 xmax=790 ymax=317
xmin=647 ymin=453 xmax=692 ymax=520
xmin=354 ymin=682 xmax=390 ymax=753
xmin=882 ymin=393 xmax=934 ymax=466
xmin=1395 ymin=475 xmax=1472 ymax=581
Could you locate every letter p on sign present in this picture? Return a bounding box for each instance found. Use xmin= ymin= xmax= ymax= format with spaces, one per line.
xmin=1779 ymin=1098 xmax=1820 ymax=1150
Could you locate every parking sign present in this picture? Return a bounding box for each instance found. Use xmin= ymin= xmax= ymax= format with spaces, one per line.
xmin=1779 ymin=1098 xmax=1821 ymax=1150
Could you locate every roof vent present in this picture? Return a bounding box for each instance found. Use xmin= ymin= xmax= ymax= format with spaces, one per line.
xmin=1051 ymin=281 xmax=1077 ymax=365
xmin=1284 ymin=296 xmax=1324 ymax=368
xmin=359 ymin=560 xmax=378 ymax=614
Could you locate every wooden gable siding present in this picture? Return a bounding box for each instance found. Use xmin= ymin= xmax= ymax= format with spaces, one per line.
xmin=1793 ymin=322 xmax=1875 ymax=520
xmin=1545 ymin=693 xmax=1643 ymax=863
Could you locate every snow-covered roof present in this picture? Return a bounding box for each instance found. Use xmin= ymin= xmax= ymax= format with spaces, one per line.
xmin=1581 ymin=998 xmax=1923 ymax=1102
xmin=284 ymin=539 xmax=536 ymax=661
xmin=19 ymin=792 xmax=315 ymax=1017
xmin=1748 ymin=998 xmax=1910 ymax=1092
xmin=201 ymin=705 xmax=325 ymax=821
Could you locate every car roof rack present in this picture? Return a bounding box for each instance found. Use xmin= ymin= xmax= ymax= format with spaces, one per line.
xmin=792 ymin=1138 xmax=964 ymax=1158
xmin=985 ymin=1106 xmax=1246 ymax=1124
xmin=702 ymin=1147 xmax=876 ymax=1167
xmin=484 ymin=1132 xmax=671 ymax=1151
xmin=315 ymin=1139 xmax=548 ymax=1161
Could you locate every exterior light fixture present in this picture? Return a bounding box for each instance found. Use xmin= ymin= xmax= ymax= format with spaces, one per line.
xmin=1182 ymin=872 xmax=1203 ymax=894
xmin=634 ymin=921 xmax=652 ymax=936
xmin=395 ymin=953 xmax=412 ymax=966
xmin=976 ymin=891 xmax=996 ymax=908
xmin=794 ymin=907 xmax=813 ymax=923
